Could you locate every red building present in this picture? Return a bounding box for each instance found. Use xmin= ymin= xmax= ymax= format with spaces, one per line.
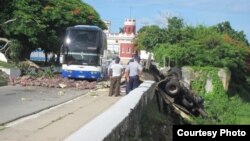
xmin=105 ymin=18 xmax=137 ymax=64
xmin=119 ymin=42 xmax=135 ymax=58
xmin=123 ymin=19 xmax=136 ymax=35
xmin=119 ymin=19 xmax=136 ymax=63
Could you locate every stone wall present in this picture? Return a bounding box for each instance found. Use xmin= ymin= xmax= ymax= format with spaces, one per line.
xmin=0 ymin=67 xmax=21 ymax=77
xmin=181 ymin=66 xmax=231 ymax=93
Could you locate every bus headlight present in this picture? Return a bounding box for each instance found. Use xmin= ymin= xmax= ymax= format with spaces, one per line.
xmin=66 ymin=38 xmax=71 ymax=44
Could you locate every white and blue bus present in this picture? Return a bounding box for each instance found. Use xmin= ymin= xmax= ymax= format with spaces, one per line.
xmin=60 ymin=25 xmax=107 ymax=80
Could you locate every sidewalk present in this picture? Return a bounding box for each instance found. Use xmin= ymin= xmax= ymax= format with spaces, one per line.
xmin=0 ymin=88 xmax=122 ymax=141
xmin=0 ymin=85 xmax=89 ymax=125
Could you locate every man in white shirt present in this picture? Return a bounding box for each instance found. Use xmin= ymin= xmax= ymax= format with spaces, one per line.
xmin=109 ymin=57 xmax=124 ymax=96
xmin=107 ymin=57 xmax=116 ymax=77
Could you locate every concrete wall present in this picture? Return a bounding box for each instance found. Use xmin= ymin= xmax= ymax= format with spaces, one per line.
xmin=181 ymin=66 xmax=231 ymax=92
xmin=0 ymin=67 xmax=21 ymax=77
xmin=0 ymin=52 xmax=8 ymax=62
xmin=65 ymin=80 xmax=156 ymax=141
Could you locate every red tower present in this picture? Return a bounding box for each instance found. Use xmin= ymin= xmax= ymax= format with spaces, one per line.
xmin=123 ymin=19 xmax=136 ymax=35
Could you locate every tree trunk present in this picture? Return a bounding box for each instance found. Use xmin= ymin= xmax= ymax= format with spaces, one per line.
xmin=22 ymin=47 xmax=32 ymax=60
xmin=45 ymin=53 xmax=48 ymax=63
xmin=56 ymin=53 xmax=60 ymax=64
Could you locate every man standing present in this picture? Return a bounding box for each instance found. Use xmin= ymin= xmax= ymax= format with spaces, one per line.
xmin=107 ymin=57 xmax=116 ymax=77
xmin=125 ymin=56 xmax=143 ymax=94
xmin=125 ymin=58 xmax=134 ymax=94
xmin=109 ymin=57 xmax=124 ymax=96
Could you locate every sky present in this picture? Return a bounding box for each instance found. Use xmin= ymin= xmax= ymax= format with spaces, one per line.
xmin=83 ymin=0 xmax=250 ymax=41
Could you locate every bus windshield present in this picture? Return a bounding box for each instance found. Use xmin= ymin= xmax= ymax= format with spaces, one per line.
xmin=66 ymin=29 xmax=99 ymax=53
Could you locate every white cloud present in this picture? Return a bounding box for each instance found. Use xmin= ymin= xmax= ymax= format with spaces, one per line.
xmin=154 ymin=10 xmax=180 ymax=27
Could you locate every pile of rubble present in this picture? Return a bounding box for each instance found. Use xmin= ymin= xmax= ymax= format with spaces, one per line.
xmin=8 ymin=75 xmax=97 ymax=89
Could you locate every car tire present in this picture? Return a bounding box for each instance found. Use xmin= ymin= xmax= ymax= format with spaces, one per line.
xmin=164 ymin=79 xmax=180 ymax=97
xmin=181 ymin=97 xmax=194 ymax=109
xmin=168 ymin=67 xmax=182 ymax=80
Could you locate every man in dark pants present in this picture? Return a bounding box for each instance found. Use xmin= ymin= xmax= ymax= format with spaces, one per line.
xmin=125 ymin=58 xmax=134 ymax=94
xmin=109 ymin=57 xmax=124 ymax=96
xmin=125 ymin=56 xmax=143 ymax=94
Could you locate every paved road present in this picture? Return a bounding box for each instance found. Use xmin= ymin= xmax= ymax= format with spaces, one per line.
xmin=0 ymin=85 xmax=89 ymax=125
xmin=0 ymin=85 xmax=122 ymax=141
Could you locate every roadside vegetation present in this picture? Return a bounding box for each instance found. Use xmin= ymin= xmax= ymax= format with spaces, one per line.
xmin=0 ymin=75 xmax=6 ymax=85
xmin=135 ymin=17 xmax=250 ymax=124
xmin=0 ymin=0 xmax=106 ymax=63
xmin=0 ymin=61 xmax=10 ymax=85
xmin=0 ymin=61 xmax=15 ymax=68
xmin=190 ymin=67 xmax=250 ymax=124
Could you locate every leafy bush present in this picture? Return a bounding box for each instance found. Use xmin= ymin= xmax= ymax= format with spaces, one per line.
xmin=0 ymin=61 xmax=15 ymax=68
xmin=42 ymin=65 xmax=55 ymax=78
xmin=190 ymin=67 xmax=250 ymax=124
xmin=7 ymin=39 xmax=23 ymax=61
xmin=17 ymin=62 xmax=55 ymax=78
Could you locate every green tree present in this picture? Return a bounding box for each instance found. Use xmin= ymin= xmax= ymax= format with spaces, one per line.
xmin=0 ymin=0 xmax=106 ymax=62
xmin=39 ymin=0 xmax=106 ymax=63
xmin=136 ymin=15 xmax=250 ymax=123
xmin=214 ymin=21 xmax=249 ymax=46
xmin=151 ymin=19 xmax=250 ymax=100
xmin=165 ymin=17 xmax=184 ymax=44
xmin=0 ymin=0 xmax=14 ymax=35
xmin=1 ymin=0 xmax=46 ymax=59
xmin=135 ymin=25 xmax=165 ymax=51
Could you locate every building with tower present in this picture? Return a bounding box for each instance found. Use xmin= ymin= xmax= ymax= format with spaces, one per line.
xmin=104 ymin=18 xmax=137 ymax=64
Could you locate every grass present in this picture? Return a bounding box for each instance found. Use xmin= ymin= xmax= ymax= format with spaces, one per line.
xmin=236 ymin=104 xmax=250 ymax=124
xmin=0 ymin=61 xmax=12 ymax=86
xmin=236 ymin=116 xmax=250 ymax=124
xmin=0 ymin=76 xmax=7 ymax=86
xmin=234 ymin=97 xmax=250 ymax=124
xmin=0 ymin=61 xmax=15 ymax=68
xmin=236 ymin=112 xmax=250 ymax=124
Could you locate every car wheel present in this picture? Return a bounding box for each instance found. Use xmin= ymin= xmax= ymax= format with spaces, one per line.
xmin=181 ymin=97 xmax=194 ymax=109
xmin=164 ymin=79 xmax=180 ymax=97
xmin=168 ymin=67 xmax=182 ymax=80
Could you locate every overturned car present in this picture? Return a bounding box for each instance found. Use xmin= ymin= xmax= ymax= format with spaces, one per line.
xmin=156 ymin=67 xmax=207 ymax=117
